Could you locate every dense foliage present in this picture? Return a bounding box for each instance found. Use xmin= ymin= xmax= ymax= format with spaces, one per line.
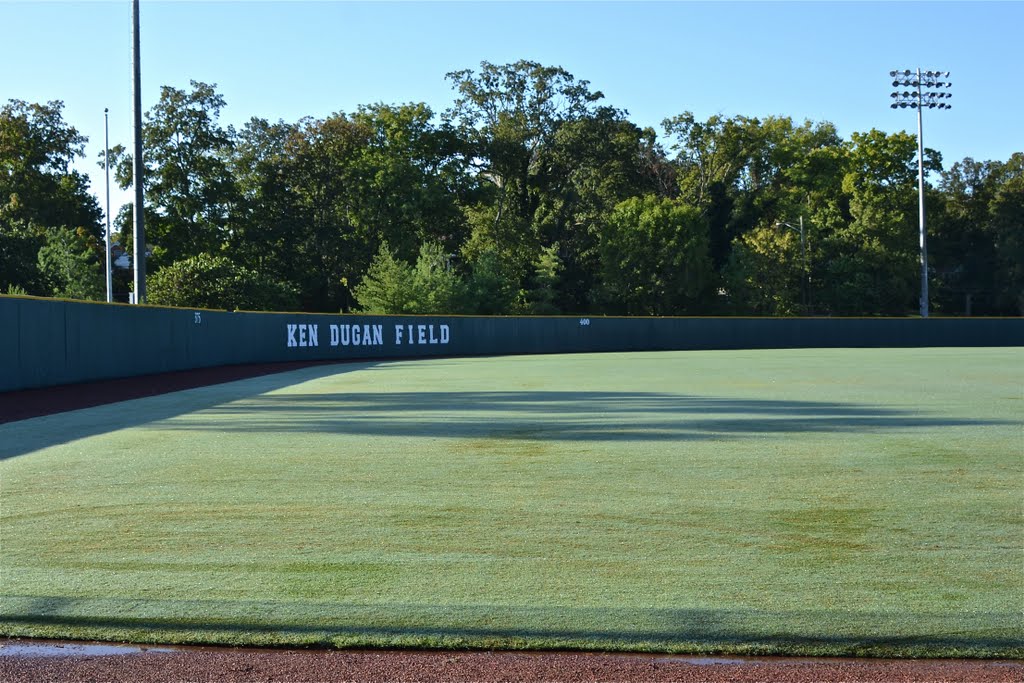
xmin=146 ymin=252 xmax=298 ymax=311
xmin=2 ymin=63 xmax=1021 ymax=315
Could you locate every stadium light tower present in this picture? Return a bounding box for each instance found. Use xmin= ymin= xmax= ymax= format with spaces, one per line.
xmin=890 ymin=68 xmax=952 ymax=319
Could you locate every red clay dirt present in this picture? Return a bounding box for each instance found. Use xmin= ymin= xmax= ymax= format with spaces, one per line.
xmin=2 ymin=363 xmax=1021 ymax=682
xmin=0 ymin=360 xmax=342 ymax=425
xmin=0 ymin=640 xmax=1021 ymax=683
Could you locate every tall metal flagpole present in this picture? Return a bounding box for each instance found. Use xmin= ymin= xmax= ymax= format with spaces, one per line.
xmin=104 ymin=108 xmax=113 ymax=303
xmin=131 ymin=0 xmax=146 ymax=304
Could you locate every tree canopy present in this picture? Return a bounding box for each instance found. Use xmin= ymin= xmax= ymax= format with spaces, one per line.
xmin=2 ymin=63 xmax=1020 ymax=316
xmin=1 ymin=99 xmax=103 ymax=297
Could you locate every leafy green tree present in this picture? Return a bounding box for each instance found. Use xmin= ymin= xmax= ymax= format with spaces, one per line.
xmin=349 ymin=103 xmax=471 ymax=259
xmin=663 ymin=112 xmax=844 ymax=276
xmin=0 ymin=219 xmax=43 ymax=294
xmin=662 ymin=111 xmax=755 ymax=274
xmin=355 ymin=241 xmax=466 ymax=314
xmin=534 ymin=111 xmax=671 ymax=310
xmin=814 ymin=129 xmax=931 ymax=315
xmin=446 ymin=61 xmax=605 ymax=290
xmin=989 ymin=155 xmax=1024 ymax=314
xmin=463 ymin=247 xmax=522 ymax=315
xmin=112 ymin=82 xmax=237 ymax=269
xmin=273 ymin=104 xmax=471 ymax=312
xmin=723 ymin=225 xmax=804 ymax=315
xmin=932 ymin=153 xmax=1022 ymax=315
xmin=525 ymin=243 xmax=562 ymax=315
xmin=663 ymin=112 xmax=751 ymax=208
xmin=146 ymin=253 xmax=298 ymax=311
xmin=1 ymin=100 xmax=101 ymax=234
xmin=1 ymin=99 xmax=102 ymax=294
xmin=448 ymin=61 xmax=670 ymax=311
xmin=407 ymin=241 xmax=466 ymax=314
xmin=446 ymin=60 xmax=604 ymax=218
xmin=353 ymin=242 xmax=416 ymax=314
xmin=36 ymin=227 xmax=102 ymax=300
xmin=224 ymin=117 xmax=299 ymax=280
xmin=597 ymin=195 xmax=713 ymax=315
xmin=272 ymin=114 xmax=363 ymax=311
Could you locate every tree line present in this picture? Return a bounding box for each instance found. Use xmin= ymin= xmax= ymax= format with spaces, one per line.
xmin=2 ymin=61 xmax=1021 ymax=316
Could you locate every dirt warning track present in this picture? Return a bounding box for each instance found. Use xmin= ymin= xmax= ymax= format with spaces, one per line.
xmin=1 ymin=640 xmax=1022 ymax=683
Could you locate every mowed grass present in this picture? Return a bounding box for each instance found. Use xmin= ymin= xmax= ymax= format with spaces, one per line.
xmin=0 ymin=348 xmax=1021 ymax=658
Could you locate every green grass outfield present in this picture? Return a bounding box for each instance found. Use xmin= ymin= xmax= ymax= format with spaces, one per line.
xmin=1 ymin=348 xmax=1021 ymax=658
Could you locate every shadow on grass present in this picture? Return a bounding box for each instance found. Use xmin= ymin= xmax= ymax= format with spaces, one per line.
xmin=151 ymin=390 xmax=1012 ymax=442
xmin=3 ymin=376 xmax=1016 ymax=461
xmin=0 ymin=363 xmax=371 ymax=461
xmin=1 ymin=595 xmax=1020 ymax=657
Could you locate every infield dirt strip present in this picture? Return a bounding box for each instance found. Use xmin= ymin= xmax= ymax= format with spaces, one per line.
xmin=1 ymin=359 xmax=1021 ymax=682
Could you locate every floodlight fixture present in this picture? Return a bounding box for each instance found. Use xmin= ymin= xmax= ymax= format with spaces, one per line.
xmin=888 ymin=67 xmax=952 ymax=319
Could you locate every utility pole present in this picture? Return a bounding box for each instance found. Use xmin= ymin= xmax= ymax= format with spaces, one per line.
xmin=131 ymin=0 xmax=146 ymax=304
xmin=890 ymin=69 xmax=952 ymax=318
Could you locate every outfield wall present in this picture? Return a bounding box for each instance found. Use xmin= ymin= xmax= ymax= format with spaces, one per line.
xmin=2 ymin=295 xmax=1022 ymax=392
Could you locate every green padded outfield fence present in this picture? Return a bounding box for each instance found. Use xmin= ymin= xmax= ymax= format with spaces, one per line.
xmin=2 ymin=294 xmax=1022 ymax=393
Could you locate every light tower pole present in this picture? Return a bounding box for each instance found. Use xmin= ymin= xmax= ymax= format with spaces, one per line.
xmin=131 ymin=0 xmax=146 ymax=304
xmin=890 ymin=68 xmax=952 ymax=318
xmin=104 ymin=108 xmax=112 ymax=303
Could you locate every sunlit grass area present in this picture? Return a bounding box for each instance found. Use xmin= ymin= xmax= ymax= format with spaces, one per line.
xmin=1 ymin=348 xmax=1021 ymax=657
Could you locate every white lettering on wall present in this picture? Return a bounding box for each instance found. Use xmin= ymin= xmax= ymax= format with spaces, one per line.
xmin=290 ymin=322 xmax=448 ymax=348
xmin=392 ymin=323 xmax=452 ymax=345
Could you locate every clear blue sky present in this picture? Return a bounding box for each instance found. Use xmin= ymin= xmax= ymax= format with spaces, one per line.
xmin=2 ymin=0 xmax=1022 ymax=218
